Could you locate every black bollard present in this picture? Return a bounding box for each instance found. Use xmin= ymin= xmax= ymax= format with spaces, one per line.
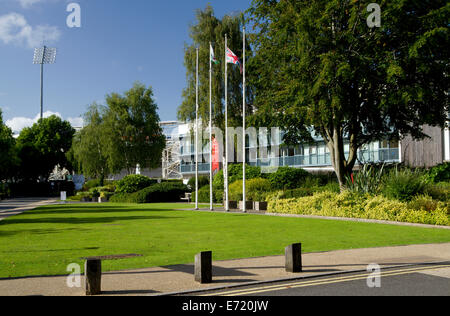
xmin=195 ymin=251 xmax=213 ymax=284
xmin=285 ymin=243 xmax=302 ymax=273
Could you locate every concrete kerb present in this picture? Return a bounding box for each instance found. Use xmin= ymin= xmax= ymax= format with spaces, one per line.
xmin=151 ymin=260 xmax=450 ymax=296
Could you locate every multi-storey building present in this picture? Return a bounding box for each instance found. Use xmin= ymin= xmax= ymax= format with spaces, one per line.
xmin=161 ymin=122 xmax=449 ymax=179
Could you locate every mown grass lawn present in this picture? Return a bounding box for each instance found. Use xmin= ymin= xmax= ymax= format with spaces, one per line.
xmin=0 ymin=202 xmax=449 ymax=279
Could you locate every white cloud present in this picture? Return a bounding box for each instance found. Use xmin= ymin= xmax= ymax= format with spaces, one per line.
xmin=17 ymin=0 xmax=45 ymax=9
xmin=0 ymin=12 xmax=61 ymax=48
xmin=67 ymin=116 xmax=84 ymax=128
xmin=6 ymin=111 xmax=84 ymax=134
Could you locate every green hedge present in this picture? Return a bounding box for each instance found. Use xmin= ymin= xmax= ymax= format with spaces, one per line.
xmin=193 ymin=186 xmax=211 ymax=203
xmin=110 ymin=182 xmax=189 ymax=204
xmin=229 ymin=178 xmax=272 ymax=201
xmin=268 ymin=167 xmax=310 ymax=190
xmin=115 ymin=175 xmax=156 ymax=194
xmin=278 ymin=187 xmax=315 ymax=199
xmin=188 ymin=176 xmax=209 ymax=190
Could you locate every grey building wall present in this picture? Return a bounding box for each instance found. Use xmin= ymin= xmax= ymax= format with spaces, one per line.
xmin=401 ymin=125 xmax=445 ymax=168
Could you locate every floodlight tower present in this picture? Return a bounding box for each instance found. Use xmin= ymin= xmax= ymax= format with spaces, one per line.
xmin=33 ymin=46 xmax=57 ymax=120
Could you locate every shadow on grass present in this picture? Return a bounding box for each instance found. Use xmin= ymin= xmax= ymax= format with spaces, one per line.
xmin=0 ymin=214 xmax=184 ymax=226
xmin=0 ymin=246 xmax=100 ymax=254
xmin=22 ymin=205 xmax=185 ymax=216
xmin=0 ymin=227 xmax=93 ymax=237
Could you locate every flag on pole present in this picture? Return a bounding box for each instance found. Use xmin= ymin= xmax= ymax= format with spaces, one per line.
xmin=210 ymin=44 xmax=220 ymax=65
xmin=226 ymin=47 xmax=242 ymax=73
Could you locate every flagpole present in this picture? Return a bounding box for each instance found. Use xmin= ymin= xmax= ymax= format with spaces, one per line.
xmin=224 ymin=34 xmax=229 ymax=212
xmin=209 ymin=42 xmax=213 ymax=211
xmin=242 ymin=27 xmax=247 ymax=213
xmin=195 ymin=47 xmax=199 ymax=211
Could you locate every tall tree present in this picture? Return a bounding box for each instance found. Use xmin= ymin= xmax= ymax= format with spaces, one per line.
xmin=103 ymin=82 xmax=166 ymax=174
xmin=71 ymin=104 xmax=110 ymax=185
xmin=248 ymin=0 xmax=449 ymax=187
xmin=177 ymin=5 xmax=253 ymax=129
xmin=16 ymin=115 xmax=75 ymax=182
xmin=0 ymin=109 xmax=18 ymax=181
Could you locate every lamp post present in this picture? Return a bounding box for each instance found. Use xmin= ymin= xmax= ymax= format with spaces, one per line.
xmin=33 ymin=46 xmax=57 ymax=120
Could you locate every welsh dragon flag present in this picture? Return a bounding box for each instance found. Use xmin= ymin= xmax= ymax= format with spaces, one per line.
xmin=210 ymin=44 xmax=219 ymax=65
xmin=226 ymin=47 xmax=242 ymax=74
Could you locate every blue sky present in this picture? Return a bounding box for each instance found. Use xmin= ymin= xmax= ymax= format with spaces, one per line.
xmin=0 ymin=0 xmax=252 ymax=133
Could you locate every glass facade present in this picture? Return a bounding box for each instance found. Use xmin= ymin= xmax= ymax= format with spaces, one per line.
xmin=177 ymin=127 xmax=400 ymax=175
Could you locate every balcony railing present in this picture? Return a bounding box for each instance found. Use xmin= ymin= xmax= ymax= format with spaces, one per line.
xmin=180 ymin=148 xmax=400 ymax=174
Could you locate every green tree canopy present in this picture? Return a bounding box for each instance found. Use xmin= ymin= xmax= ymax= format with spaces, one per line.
xmin=248 ymin=0 xmax=449 ymax=186
xmin=71 ymin=104 xmax=110 ymax=184
xmin=102 ymin=82 xmax=166 ymax=175
xmin=16 ymin=115 xmax=75 ymax=182
xmin=0 ymin=109 xmax=18 ymax=181
xmin=177 ymin=5 xmax=253 ymax=130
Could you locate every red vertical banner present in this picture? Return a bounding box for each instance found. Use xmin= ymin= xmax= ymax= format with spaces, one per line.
xmin=212 ymin=137 xmax=220 ymax=172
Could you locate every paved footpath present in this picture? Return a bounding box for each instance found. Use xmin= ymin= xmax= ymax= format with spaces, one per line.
xmin=0 ymin=198 xmax=58 ymax=221
xmin=0 ymin=243 xmax=449 ymax=296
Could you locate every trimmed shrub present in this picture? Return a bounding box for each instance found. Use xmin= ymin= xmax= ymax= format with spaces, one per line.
xmin=82 ymin=179 xmax=102 ymax=191
xmin=229 ymin=178 xmax=272 ymax=201
xmin=192 ymin=186 xmax=211 ymax=203
xmin=229 ymin=181 xmax=243 ymax=201
xmin=188 ymin=176 xmax=209 ymax=190
xmin=246 ymin=178 xmax=272 ymax=201
xmin=213 ymin=164 xmax=264 ymax=188
xmin=268 ymin=167 xmax=309 ymax=190
xmin=278 ymin=187 xmax=315 ymax=199
xmin=115 ymin=175 xmax=156 ymax=194
xmin=111 ymin=182 xmax=189 ymax=203
xmin=109 ymin=193 xmax=131 ymax=203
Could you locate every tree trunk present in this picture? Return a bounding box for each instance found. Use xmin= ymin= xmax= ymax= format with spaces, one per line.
xmin=326 ymin=127 xmax=358 ymax=190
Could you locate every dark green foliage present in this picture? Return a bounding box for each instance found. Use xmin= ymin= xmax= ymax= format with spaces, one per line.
xmin=177 ymin=5 xmax=251 ymax=130
xmin=16 ymin=115 xmax=75 ymax=182
xmin=82 ymin=179 xmax=102 ymax=191
xmin=103 ymin=82 xmax=166 ymax=173
xmin=248 ymin=0 xmax=450 ymax=186
xmin=193 ymin=186 xmax=212 ymax=203
xmin=423 ymin=182 xmax=450 ymax=202
xmin=213 ymin=164 xmax=264 ymax=188
xmin=71 ymin=104 xmax=110 ymax=182
xmin=188 ymin=176 xmax=209 ymax=190
xmin=115 ymin=175 xmax=156 ymax=194
xmin=268 ymin=167 xmax=309 ymax=190
xmin=111 ymin=182 xmax=189 ymax=204
xmin=0 ymin=109 xmax=18 ymax=181
xmin=382 ymin=169 xmax=428 ymax=202
xmin=428 ymin=163 xmax=450 ymax=183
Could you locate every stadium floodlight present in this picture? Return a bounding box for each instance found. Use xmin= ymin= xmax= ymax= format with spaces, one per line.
xmin=33 ymin=46 xmax=57 ymax=120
